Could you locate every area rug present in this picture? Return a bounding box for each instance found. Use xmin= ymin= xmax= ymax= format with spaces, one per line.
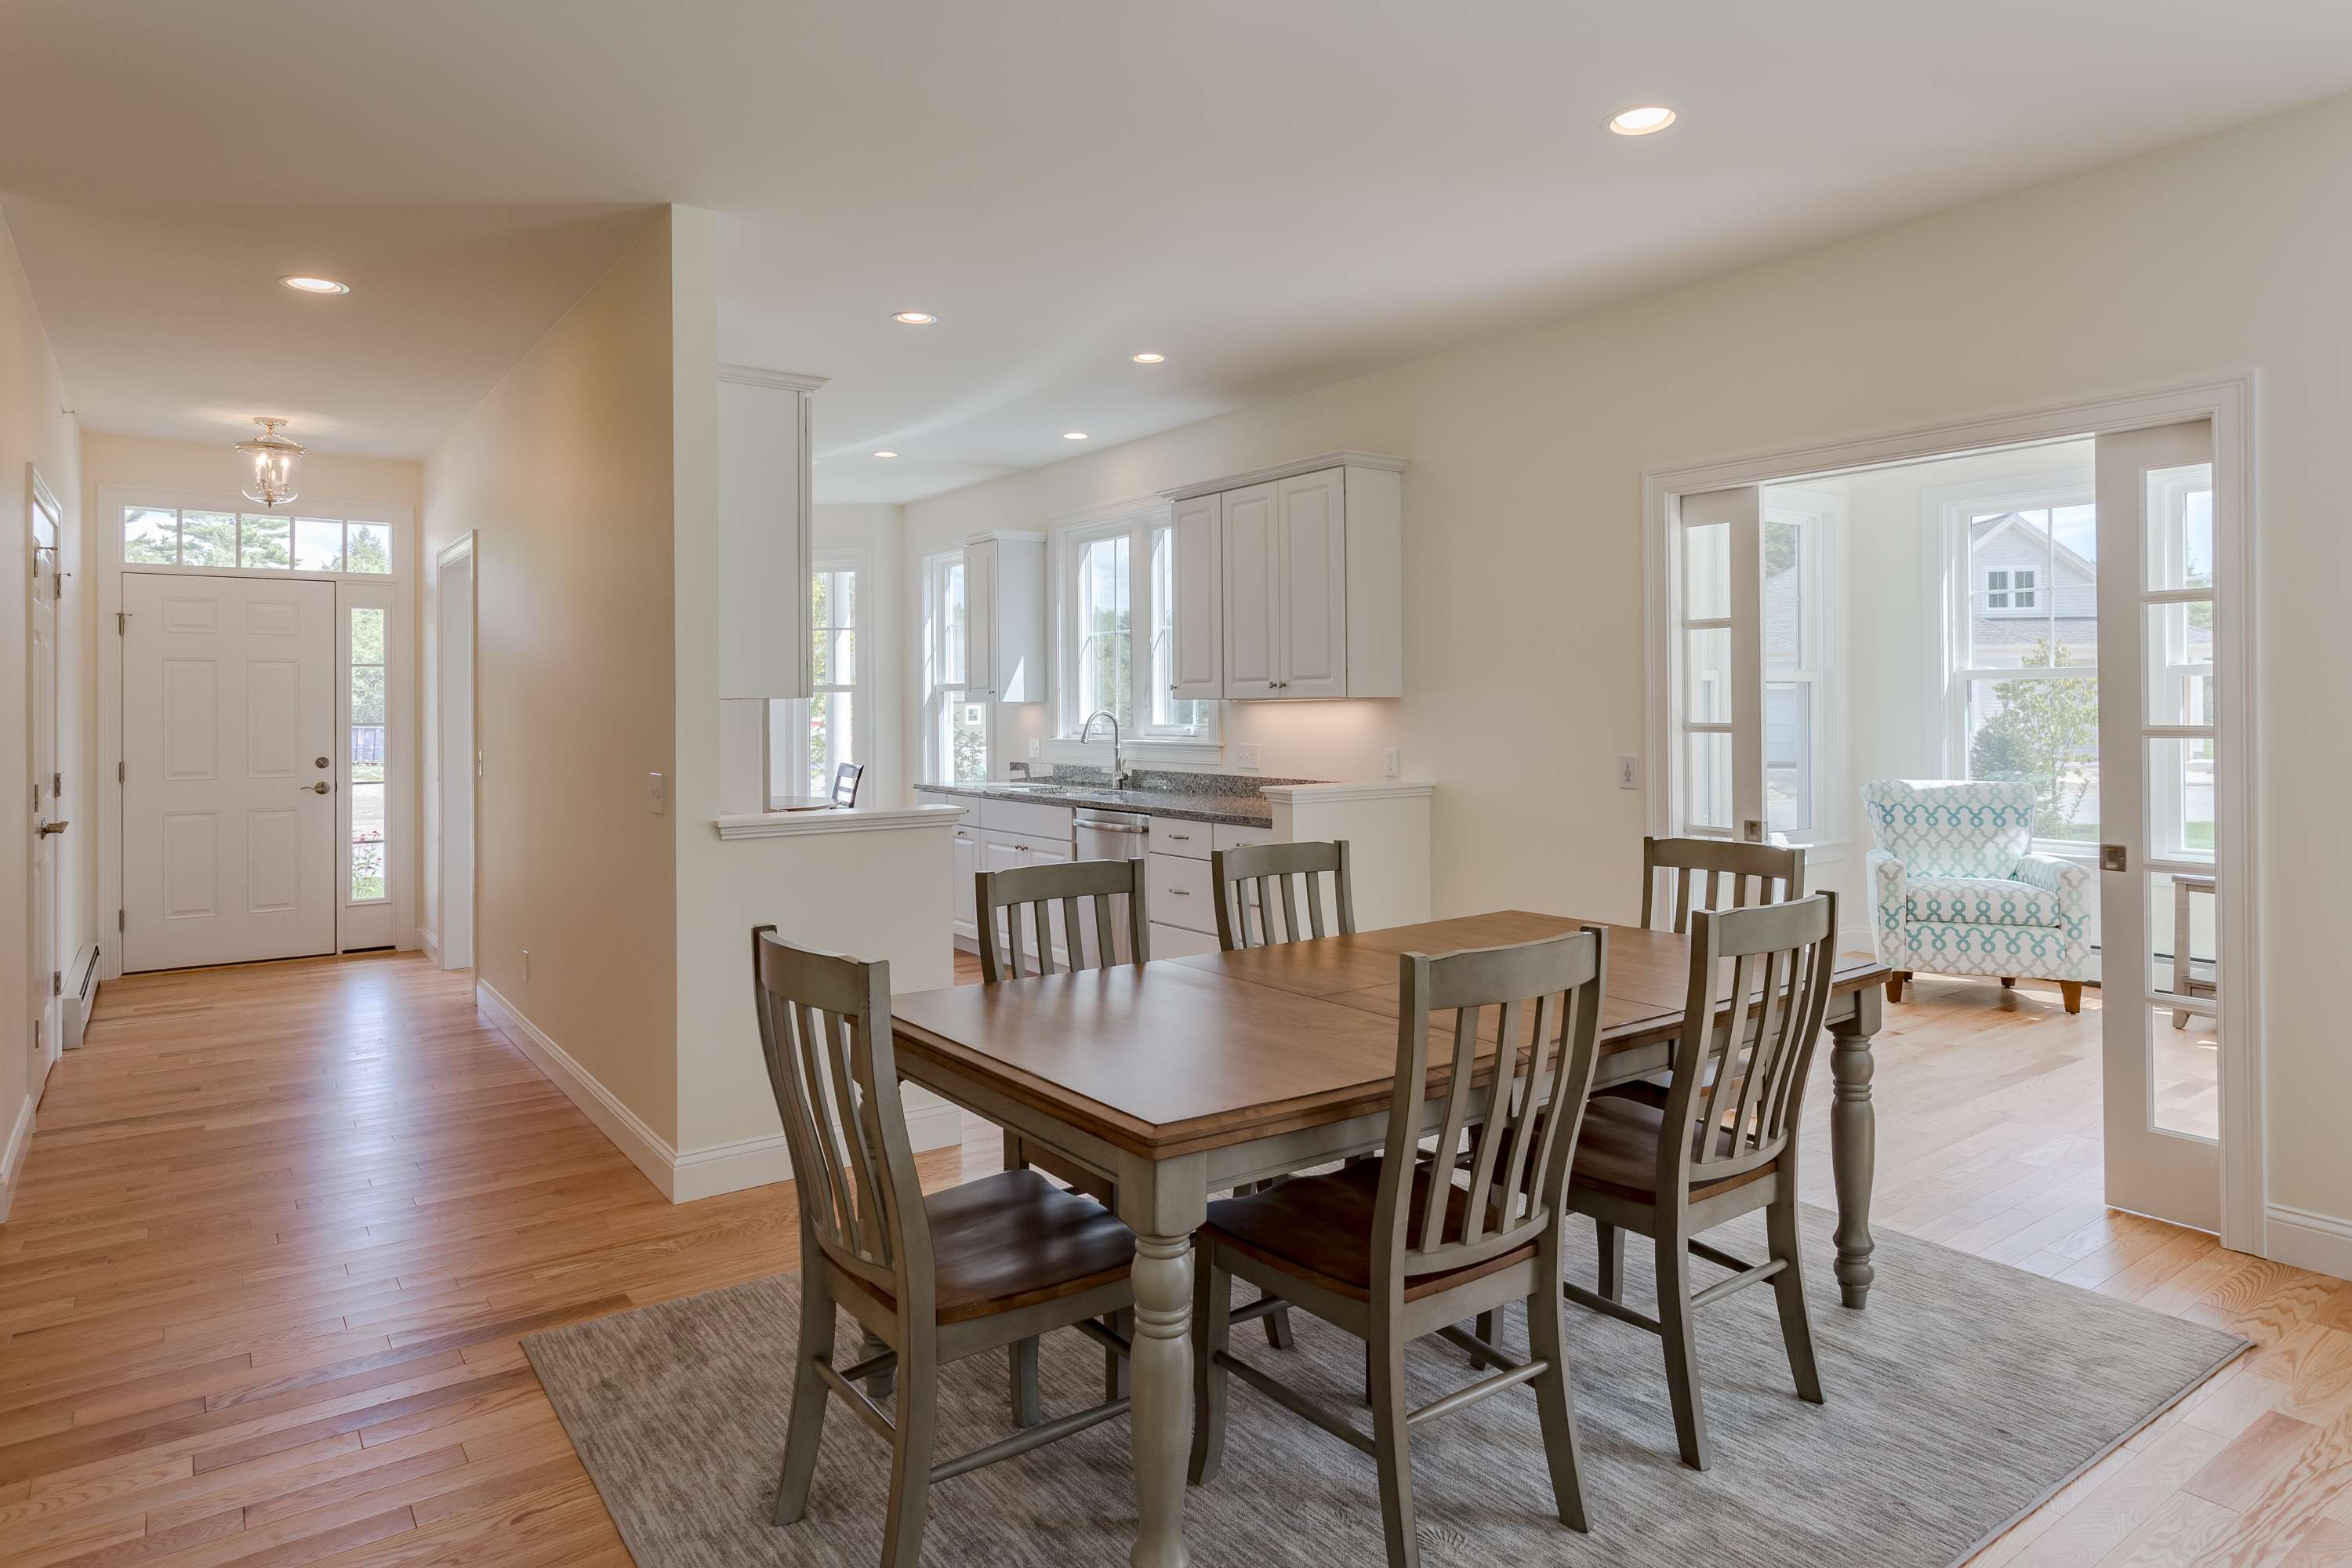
xmin=522 ymin=1206 xmax=2245 ymax=1567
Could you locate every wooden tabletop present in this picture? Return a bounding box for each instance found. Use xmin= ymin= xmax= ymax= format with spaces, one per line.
xmin=891 ymin=911 xmax=1887 ymax=1161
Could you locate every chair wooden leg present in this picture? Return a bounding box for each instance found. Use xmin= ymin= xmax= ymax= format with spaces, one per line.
xmin=860 ymin=1328 xmax=895 ymax=1402
xmin=880 ymin=1328 xmax=936 ymax=1568
xmin=1247 ymin=1181 xmax=1298 ymax=1349
xmin=1470 ymin=1309 xmax=1499 ymax=1367
xmin=1368 ymin=1331 xmax=1421 ymax=1568
xmin=1524 ymin=1279 xmax=1590 ymax=1533
xmin=1009 ymin=1337 xmax=1041 ymax=1428
xmin=1596 ymin=1221 xmax=1623 ymax=1302
xmin=1885 ymin=971 xmax=1907 ymax=1004
xmin=771 ymin=1265 xmax=837 ymax=1526
xmin=1766 ymin=1197 xmax=1825 ymax=1404
xmin=2060 ymin=980 xmax=2084 ymax=1014
xmin=1188 ymin=1250 xmax=1232 ymax=1486
xmin=1106 ymin=1308 xmax=1133 ymax=1399
xmin=2000 ymin=976 xmax=2016 ymax=988
xmin=1654 ymin=1232 xmax=1711 ymax=1471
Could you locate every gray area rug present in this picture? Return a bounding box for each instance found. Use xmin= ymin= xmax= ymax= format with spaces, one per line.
xmin=523 ymin=1206 xmax=2244 ymax=1567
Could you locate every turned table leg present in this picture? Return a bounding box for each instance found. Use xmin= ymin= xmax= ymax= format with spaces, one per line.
xmin=1119 ymin=1152 xmax=1206 ymax=1568
xmin=1829 ymin=985 xmax=1881 ymax=1310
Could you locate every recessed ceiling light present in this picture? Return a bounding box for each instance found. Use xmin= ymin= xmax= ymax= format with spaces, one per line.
xmin=892 ymin=310 xmax=937 ymax=325
xmin=1606 ymin=105 xmax=1676 ymax=136
xmin=873 ymin=450 xmax=898 ymax=459
xmin=1131 ymin=352 xmax=1165 ymax=364
xmin=281 ymin=275 xmax=350 ymax=294
xmin=1062 ymin=431 xmax=1089 ymax=441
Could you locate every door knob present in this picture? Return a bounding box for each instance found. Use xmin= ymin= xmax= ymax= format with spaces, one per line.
xmin=307 ymin=781 xmax=331 ymax=794
xmin=315 ymin=756 xmax=330 ymax=768
xmin=37 ymin=819 xmax=67 ymax=836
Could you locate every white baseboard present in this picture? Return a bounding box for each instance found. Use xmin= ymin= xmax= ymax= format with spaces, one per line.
xmin=0 ymin=1091 xmax=37 ymax=1225
xmin=417 ymin=927 xmax=440 ymax=963
xmin=474 ymin=978 xmax=963 ymax=1206
xmin=2267 ymin=1204 xmax=2352 ymax=1280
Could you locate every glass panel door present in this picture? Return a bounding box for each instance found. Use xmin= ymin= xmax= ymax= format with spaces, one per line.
xmin=1672 ymin=486 xmax=1765 ymax=843
xmin=2096 ymin=420 xmax=2221 ymax=1231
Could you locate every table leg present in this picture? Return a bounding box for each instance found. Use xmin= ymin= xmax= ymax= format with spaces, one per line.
xmin=1828 ymin=985 xmax=1880 ymax=1310
xmin=1118 ymin=1152 xmax=1206 ymax=1568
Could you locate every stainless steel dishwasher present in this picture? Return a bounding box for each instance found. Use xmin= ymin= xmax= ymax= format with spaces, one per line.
xmin=1072 ymin=808 xmax=1151 ymax=962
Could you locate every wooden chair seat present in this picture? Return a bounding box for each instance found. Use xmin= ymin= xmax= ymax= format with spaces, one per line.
xmin=1204 ymin=1160 xmax=1537 ymax=1305
xmin=833 ymin=1170 xmax=1135 ymax=1325
xmin=1570 ymin=1095 xmax=1777 ymax=1206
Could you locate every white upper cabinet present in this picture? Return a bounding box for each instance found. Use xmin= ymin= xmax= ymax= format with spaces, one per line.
xmin=1167 ymin=491 xmax=1224 ymax=701
xmin=1169 ymin=451 xmax=1403 ymax=701
xmin=717 ymin=366 xmax=826 ymax=700
xmin=962 ymin=531 xmax=1046 ymax=702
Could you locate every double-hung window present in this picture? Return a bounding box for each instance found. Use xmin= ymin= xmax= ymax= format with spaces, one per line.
xmin=1057 ymin=512 xmax=1214 ymax=743
xmin=770 ymin=555 xmax=865 ymax=804
xmin=924 ymin=550 xmax=988 ymax=783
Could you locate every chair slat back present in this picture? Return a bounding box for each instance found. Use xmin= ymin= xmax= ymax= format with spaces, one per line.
xmin=1640 ymin=835 xmax=1806 ymax=935
xmin=1209 ymin=840 xmax=1356 ymax=950
xmin=1373 ymin=928 xmax=1609 ymax=1290
xmin=975 ymin=857 xmax=1152 ymax=982
xmin=1662 ymin=893 xmax=1838 ymax=1194
xmin=830 ymin=762 xmax=865 ymax=807
xmin=750 ymin=927 xmax=931 ymax=1308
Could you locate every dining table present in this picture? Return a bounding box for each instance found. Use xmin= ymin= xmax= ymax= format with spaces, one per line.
xmin=888 ymin=909 xmax=1890 ymax=1568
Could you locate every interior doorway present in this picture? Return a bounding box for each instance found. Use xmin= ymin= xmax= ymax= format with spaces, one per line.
xmin=434 ymin=534 xmax=476 ymax=971
xmin=26 ymin=468 xmax=64 ymax=1087
xmin=1646 ymin=382 xmax=2256 ymax=1250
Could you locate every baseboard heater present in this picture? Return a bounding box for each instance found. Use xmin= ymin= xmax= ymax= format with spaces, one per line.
xmin=62 ymin=948 xmax=100 ymax=1051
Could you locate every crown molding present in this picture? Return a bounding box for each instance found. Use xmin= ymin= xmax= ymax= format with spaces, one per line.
xmin=1161 ymin=449 xmax=1408 ymax=503
xmin=718 ymin=364 xmax=830 ymax=393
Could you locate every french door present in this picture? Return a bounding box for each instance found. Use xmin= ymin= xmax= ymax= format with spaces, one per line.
xmin=2096 ymin=420 xmax=2222 ymax=1232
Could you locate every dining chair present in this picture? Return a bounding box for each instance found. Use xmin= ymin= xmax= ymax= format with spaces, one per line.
xmin=1210 ymin=839 xmax=1355 ymax=949
xmin=831 ymin=760 xmax=865 ymax=808
xmin=1189 ymin=927 xmax=1611 ymax=1567
xmin=1639 ymin=835 xmax=1806 ymax=933
xmin=974 ymin=857 xmax=1149 ymax=1413
xmin=1562 ymin=891 xmax=1837 ymax=1471
xmin=752 ymin=927 xmax=1138 ymax=1568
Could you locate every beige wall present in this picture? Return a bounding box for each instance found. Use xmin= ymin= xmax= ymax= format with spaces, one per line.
xmin=421 ymin=209 xmax=681 ymax=1146
xmin=901 ymin=93 xmax=2352 ymax=1229
xmin=0 ymin=208 xmax=84 ymax=1214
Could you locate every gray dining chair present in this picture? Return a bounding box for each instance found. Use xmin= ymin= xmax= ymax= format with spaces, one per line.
xmin=974 ymin=857 xmax=1149 ymax=1414
xmin=751 ymin=927 xmax=1138 ymax=1568
xmin=831 ymin=760 xmax=865 ymax=807
xmin=1563 ymin=892 xmax=1838 ymax=1470
xmin=1189 ymin=927 xmax=1611 ymax=1567
xmin=1210 ymin=839 xmax=1356 ymax=949
xmin=1639 ymin=835 xmax=1806 ymax=933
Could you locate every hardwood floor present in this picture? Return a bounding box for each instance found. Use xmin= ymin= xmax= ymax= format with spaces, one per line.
xmin=0 ymin=953 xmax=2343 ymax=1566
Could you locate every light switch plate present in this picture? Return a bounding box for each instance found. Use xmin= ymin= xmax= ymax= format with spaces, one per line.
xmin=1234 ymin=743 xmax=1261 ymax=770
xmin=1617 ymin=755 xmax=1640 ymax=790
xmin=648 ymin=771 xmax=666 ymax=816
xmin=1028 ymin=739 xmax=1041 ymax=760
xmin=1384 ymin=749 xmax=1400 ymax=779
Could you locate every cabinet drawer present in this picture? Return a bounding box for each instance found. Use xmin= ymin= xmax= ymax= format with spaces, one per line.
xmin=1147 ymin=921 xmax=1221 ymax=960
xmin=1210 ymin=822 xmax=1279 ymax=855
xmin=1146 ymin=851 xmax=1217 ymax=934
xmin=1151 ymin=818 xmax=1211 ymax=859
xmin=978 ymin=798 xmax=1075 ymax=839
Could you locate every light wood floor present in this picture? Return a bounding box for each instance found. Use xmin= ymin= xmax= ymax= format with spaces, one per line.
xmin=0 ymin=954 xmax=2343 ymax=1567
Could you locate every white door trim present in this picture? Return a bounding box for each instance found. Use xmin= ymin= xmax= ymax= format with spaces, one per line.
xmin=432 ymin=531 xmax=477 ymax=970
xmin=96 ymin=485 xmax=416 ymax=981
xmin=1642 ymin=373 xmax=2263 ymax=1255
xmin=26 ymin=464 xmax=64 ymax=1091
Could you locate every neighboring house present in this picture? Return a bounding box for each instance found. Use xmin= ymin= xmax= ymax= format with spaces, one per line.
xmin=1967 ymin=512 xmax=2097 ymax=667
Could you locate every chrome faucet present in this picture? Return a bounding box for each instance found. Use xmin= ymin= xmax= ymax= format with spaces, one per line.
xmin=1079 ymin=709 xmax=1132 ymax=789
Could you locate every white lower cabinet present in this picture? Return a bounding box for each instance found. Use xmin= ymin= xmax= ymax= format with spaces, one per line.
xmin=1147 ymin=851 xmax=1217 ymax=935
xmin=1147 ymin=921 xmax=1221 ymax=960
xmin=951 ymin=826 xmax=979 ymax=938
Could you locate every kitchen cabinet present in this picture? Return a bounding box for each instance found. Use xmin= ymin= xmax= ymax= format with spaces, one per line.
xmin=717 ymin=365 xmax=826 ymax=699
xmin=951 ymin=824 xmax=979 ymax=938
xmin=1162 ymin=451 xmax=1405 ymax=702
xmin=1147 ymin=921 xmax=1221 ymax=960
xmin=961 ymin=532 xmax=1047 ymax=702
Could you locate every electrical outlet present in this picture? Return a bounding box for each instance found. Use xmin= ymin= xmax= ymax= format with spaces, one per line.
xmin=647 ymin=771 xmax=666 ymax=816
xmin=1233 ymin=743 xmax=1261 ymax=771
xmin=1617 ymin=755 xmax=1640 ymax=790
xmin=1028 ymin=738 xmax=1040 ymax=760
xmin=1384 ymin=748 xmax=1400 ymax=779
xmin=521 ymin=949 xmax=531 ymax=982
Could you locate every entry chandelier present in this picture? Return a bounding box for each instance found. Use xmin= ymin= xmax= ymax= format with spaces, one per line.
xmin=235 ymin=416 xmax=304 ymax=508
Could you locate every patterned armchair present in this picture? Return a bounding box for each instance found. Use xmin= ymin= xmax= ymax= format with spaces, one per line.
xmin=1862 ymin=780 xmax=2095 ymax=1012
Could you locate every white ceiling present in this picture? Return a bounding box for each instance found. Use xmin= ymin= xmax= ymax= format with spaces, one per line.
xmin=5 ymin=2 xmax=2350 ymax=501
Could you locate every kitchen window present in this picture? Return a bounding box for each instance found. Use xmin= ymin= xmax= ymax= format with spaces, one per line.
xmin=924 ymin=550 xmax=988 ymax=783
xmin=770 ymin=554 xmax=867 ymax=803
xmin=1056 ymin=512 xmax=1215 ymax=743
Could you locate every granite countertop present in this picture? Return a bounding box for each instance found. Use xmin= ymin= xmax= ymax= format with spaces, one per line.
xmin=913 ymin=776 xmax=1323 ymax=828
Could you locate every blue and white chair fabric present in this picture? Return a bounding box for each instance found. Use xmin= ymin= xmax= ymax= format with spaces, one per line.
xmin=1862 ymin=779 xmax=2095 ymax=1008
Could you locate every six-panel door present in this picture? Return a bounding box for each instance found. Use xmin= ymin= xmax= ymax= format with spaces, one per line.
xmin=122 ymin=574 xmax=338 ymax=971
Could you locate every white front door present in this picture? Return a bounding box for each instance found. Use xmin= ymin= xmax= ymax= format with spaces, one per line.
xmin=122 ymin=573 xmax=338 ymax=971
xmin=2097 ymin=420 xmax=2223 ymax=1232
xmin=28 ymin=481 xmax=64 ymax=1081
